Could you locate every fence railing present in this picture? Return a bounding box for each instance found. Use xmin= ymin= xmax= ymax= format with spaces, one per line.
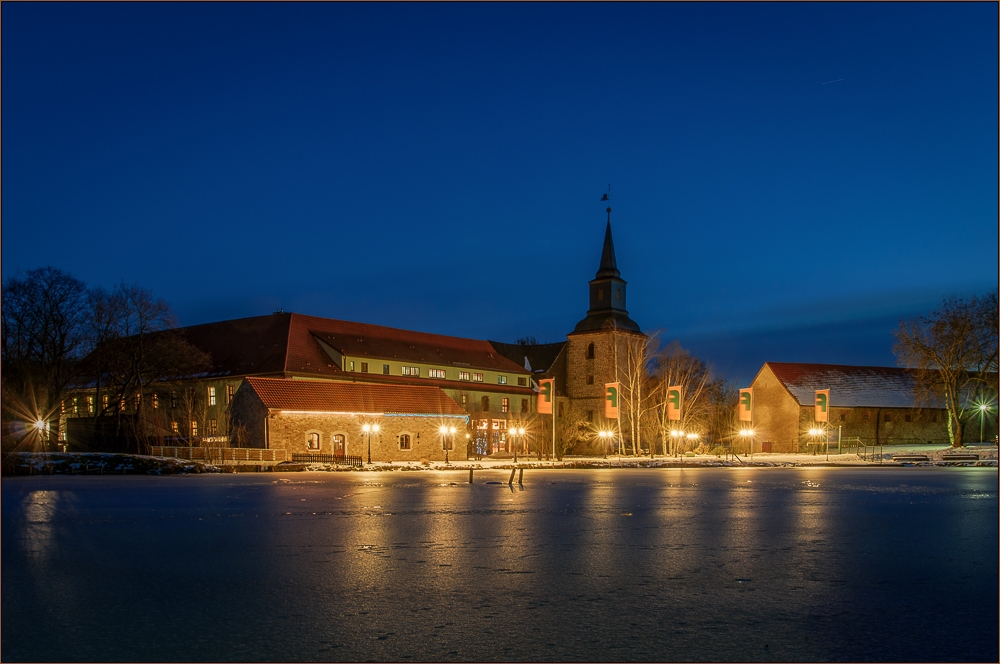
xmin=290 ymin=453 xmax=363 ymax=467
xmin=151 ymin=447 xmax=286 ymax=462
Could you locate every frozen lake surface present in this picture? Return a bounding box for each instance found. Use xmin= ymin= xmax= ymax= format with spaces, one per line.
xmin=3 ymin=468 xmax=997 ymax=662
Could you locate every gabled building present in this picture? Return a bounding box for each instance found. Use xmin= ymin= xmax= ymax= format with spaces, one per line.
xmin=230 ymin=377 xmax=468 ymax=462
xmin=749 ymin=362 xmax=951 ymax=451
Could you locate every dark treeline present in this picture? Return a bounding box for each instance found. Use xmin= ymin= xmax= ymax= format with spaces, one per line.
xmin=1 ymin=267 xmax=208 ymax=454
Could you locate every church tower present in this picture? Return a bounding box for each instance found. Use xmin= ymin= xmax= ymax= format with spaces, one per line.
xmin=563 ymin=215 xmax=645 ymax=430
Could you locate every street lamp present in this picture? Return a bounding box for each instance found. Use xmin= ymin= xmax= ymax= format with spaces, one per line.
xmin=439 ymin=425 xmax=456 ymax=464
xmin=598 ymin=430 xmax=613 ymax=458
xmin=362 ymin=423 xmax=380 ymax=465
xmin=508 ymin=426 xmax=525 ymax=463
xmin=978 ymin=403 xmax=990 ymax=444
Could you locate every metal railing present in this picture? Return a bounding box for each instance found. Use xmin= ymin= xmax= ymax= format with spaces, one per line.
xmin=150 ymin=447 xmax=286 ymax=462
xmin=290 ymin=453 xmax=363 ymax=467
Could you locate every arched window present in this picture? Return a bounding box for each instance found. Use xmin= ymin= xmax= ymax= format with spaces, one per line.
xmin=399 ymin=434 xmax=411 ymax=450
xmin=306 ymin=432 xmax=321 ymax=451
xmin=586 ymin=343 xmax=595 ymax=359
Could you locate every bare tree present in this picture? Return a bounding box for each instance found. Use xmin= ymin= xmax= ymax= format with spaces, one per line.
xmin=614 ymin=330 xmax=658 ymax=455
xmin=1 ymin=267 xmax=89 ymax=450
xmin=893 ymin=289 xmax=999 ymax=447
xmin=649 ymin=341 xmax=712 ymax=456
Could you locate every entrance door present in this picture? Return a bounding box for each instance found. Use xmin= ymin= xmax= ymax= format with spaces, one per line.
xmin=332 ymin=434 xmax=346 ymax=456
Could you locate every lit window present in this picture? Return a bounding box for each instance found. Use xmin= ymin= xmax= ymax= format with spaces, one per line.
xmin=72 ymin=398 xmax=79 ymax=415
xmin=86 ymin=396 xmax=94 ymax=414
xmin=361 ymin=362 xmax=369 ymax=373
xmin=134 ymin=393 xmax=141 ymax=409
xmin=517 ymin=377 xmax=527 ymax=386
xmin=170 ymin=391 xmax=178 ymax=408
xmin=429 ymin=369 xmax=446 ymax=379
xmin=119 ymin=398 xmax=125 ymax=412
xmin=402 ymin=366 xmax=420 ymax=377
xmin=227 ymin=385 xmax=235 ymax=403
xmin=307 ymin=432 xmax=320 ymax=451
xmin=498 ymin=375 xmax=507 ymax=385
xmin=153 ymin=393 xmax=159 ymax=409
xmin=501 ymin=398 xmax=509 ymax=413
xmin=383 ymin=364 xmax=390 ymax=375
xmin=61 ymin=401 xmax=66 ymax=415
xmin=208 ymin=386 xmax=216 ymax=406
xmin=399 ymin=434 xmax=411 ymax=450
xmin=191 ymin=421 xmax=199 ymax=437
xmin=459 ymin=371 xmax=470 ymax=381
xmin=102 ymin=395 xmax=109 ymax=410
xmin=472 ymin=373 xmax=483 ymax=382
xmin=208 ymin=419 xmax=218 ymax=435
xmin=350 ymin=361 xmax=355 ymax=371
xmin=521 ymin=398 xmax=528 ymax=413
xmin=171 ymin=421 xmax=179 ymax=433
xmin=481 ymin=396 xmax=490 ymax=411
xmin=461 ymin=395 xmax=468 ymax=407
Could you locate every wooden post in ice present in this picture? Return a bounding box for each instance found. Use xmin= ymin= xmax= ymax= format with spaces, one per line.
xmin=469 ymin=468 xmax=474 ymax=483
xmin=518 ymin=468 xmax=523 ymax=485
xmin=508 ymin=468 xmax=516 ymax=485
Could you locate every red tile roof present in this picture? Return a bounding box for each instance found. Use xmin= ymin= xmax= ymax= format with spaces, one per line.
xmin=172 ymin=312 xmax=528 ymax=379
xmin=761 ymin=362 xmax=937 ymax=408
xmin=244 ymin=377 xmax=468 ymax=416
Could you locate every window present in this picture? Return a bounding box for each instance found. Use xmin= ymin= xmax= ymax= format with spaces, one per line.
xmin=517 ymin=377 xmax=527 ymax=386
xmin=429 ymin=368 xmax=446 ymax=379
xmin=208 ymin=419 xmax=218 ymax=435
xmin=191 ymin=421 xmax=199 ymax=437
xmin=862 ymin=413 xmax=870 ymax=422
xmin=521 ymin=398 xmax=528 ymax=413
xmin=61 ymin=401 xmax=66 ymax=415
xmin=383 ymin=364 xmax=390 ymax=375
xmin=307 ymin=432 xmax=320 ymax=451
xmin=227 ymin=385 xmax=235 ymax=404
xmin=361 ymin=362 xmax=369 ymax=373
xmin=502 ymin=398 xmax=510 ymax=413
xmin=171 ymin=421 xmax=179 ymax=434
xmin=350 ymin=361 xmax=355 ymax=371
xmin=72 ymin=398 xmax=79 ymax=415
xmin=102 ymin=394 xmax=109 ymax=410
xmin=587 ymin=410 xmax=594 ymax=423
xmin=461 ymin=395 xmax=468 ymax=407
xmin=459 ymin=371 xmax=471 ymax=381
xmin=119 ymin=398 xmax=126 ymax=412
xmin=839 ymin=413 xmax=845 ymax=422
xmin=399 ymin=434 xmax=411 ymax=450
xmin=208 ymin=386 xmax=216 ymax=406
xmin=402 ymin=366 xmax=420 ymax=376
xmin=905 ymin=414 xmax=911 ymax=422
xmin=152 ymin=393 xmax=159 ymax=409
xmin=586 ymin=343 xmax=595 ymax=359
xmin=472 ymin=373 xmax=483 ymax=382
xmin=134 ymin=393 xmax=141 ymax=410
xmin=86 ymin=396 xmax=94 ymax=414
xmin=481 ymin=396 xmax=490 ymax=412
xmin=587 ymin=375 xmax=594 ymax=385
xmin=170 ymin=391 xmax=178 ymax=408
xmin=884 ymin=414 xmax=891 ymax=423
xmin=497 ymin=375 xmax=507 ymax=385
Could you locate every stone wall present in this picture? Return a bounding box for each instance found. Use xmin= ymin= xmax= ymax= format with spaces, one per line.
xmin=263 ymin=412 xmax=468 ymax=462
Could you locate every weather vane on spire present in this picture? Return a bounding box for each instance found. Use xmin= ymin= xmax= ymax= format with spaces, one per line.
xmin=600 ymin=184 xmax=611 ymax=223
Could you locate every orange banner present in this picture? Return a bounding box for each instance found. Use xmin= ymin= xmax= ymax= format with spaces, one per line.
xmin=537 ymin=379 xmax=554 ymax=414
xmin=815 ymin=389 xmax=830 ymax=423
xmin=666 ymin=385 xmax=682 ymax=421
xmin=604 ymin=383 xmax=620 ymax=419
xmin=738 ymin=388 xmax=753 ymax=422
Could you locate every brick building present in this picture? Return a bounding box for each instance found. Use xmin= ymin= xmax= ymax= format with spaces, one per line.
xmin=749 ymin=362 xmax=956 ymax=452
xmin=230 ymin=377 xmax=468 ymax=462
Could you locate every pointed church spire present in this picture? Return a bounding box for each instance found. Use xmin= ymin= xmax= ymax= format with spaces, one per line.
xmin=595 ymin=213 xmax=621 ymax=279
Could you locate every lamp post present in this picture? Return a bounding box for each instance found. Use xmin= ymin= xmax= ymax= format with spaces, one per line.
xmin=738 ymin=429 xmax=754 ymax=460
xmin=979 ymin=403 xmax=988 ymax=444
xmin=362 ymin=423 xmax=380 ymax=465
xmin=508 ymin=426 xmax=525 ymax=463
xmin=439 ymin=425 xmax=456 ymax=464
xmin=808 ymin=428 xmax=822 ymax=456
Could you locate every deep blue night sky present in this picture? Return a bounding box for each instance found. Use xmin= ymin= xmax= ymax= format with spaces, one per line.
xmin=3 ymin=3 xmax=997 ymax=384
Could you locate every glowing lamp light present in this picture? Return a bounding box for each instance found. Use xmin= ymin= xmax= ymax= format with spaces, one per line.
xmin=980 ymin=404 xmax=989 ymax=412
xmin=598 ymin=430 xmax=612 ymax=439
xmin=808 ymin=428 xmax=822 ymax=436
xmin=686 ymin=433 xmax=699 ymax=440
xmin=739 ymin=429 xmax=754 ymax=437
xmin=33 ymin=420 xmax=46 ymax=431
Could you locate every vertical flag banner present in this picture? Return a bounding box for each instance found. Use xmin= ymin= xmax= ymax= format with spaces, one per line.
xmin=537 ymin=379 xmax=554 ymax=414
xmin=738 ymin=388 xmax=753 ymax=422
xmin=605 ymin=382 xmax=620 ymax=419
xmin=666 ymin=385 xmax=682 ymax=421
xmin=815 ymin=389 xmax=830 ymax=423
